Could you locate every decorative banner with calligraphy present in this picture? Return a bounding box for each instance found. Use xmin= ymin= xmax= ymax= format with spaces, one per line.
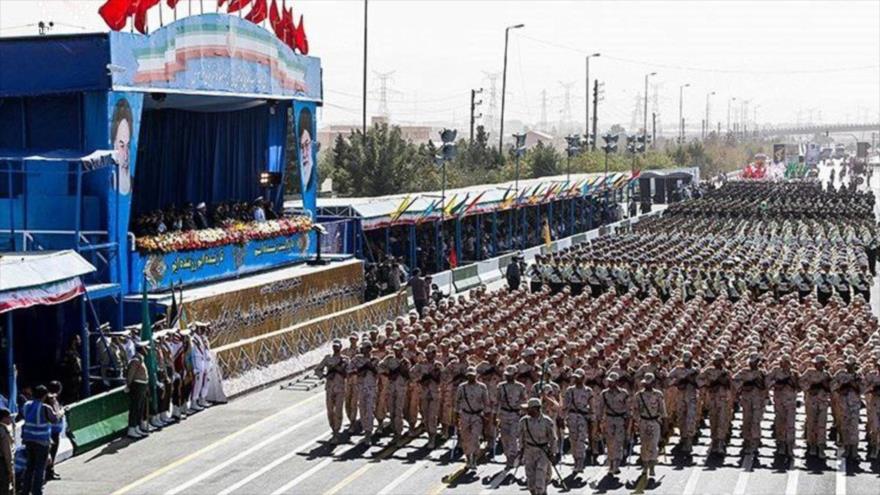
xmin=163 ymin=260 xmax=365 ymax=347
xmin=214 ymin=290 xmax=407 ymax=381
xmin=130 ymin=231 xmax=312 ymax=292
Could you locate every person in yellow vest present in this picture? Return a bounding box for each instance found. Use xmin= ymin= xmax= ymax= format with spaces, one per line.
xmin=21 ymin=385 xmax=59 ymax=495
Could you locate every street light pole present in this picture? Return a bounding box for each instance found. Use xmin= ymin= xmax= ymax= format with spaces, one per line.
xmin=727 ymin=97 xmax=736 ymax=132
xmin=643 ymin=72 xmax=656 ymax=147
xmin=585 ymin=53 xmax=600 ymax=139
xmin=361 ymin=0 xmax=368 ymax=138
xmin=705 ymin=91 xmax=715 ymax=139
xmin=679 ymin=83 xmax=690 ymax=144
xmin=499 ymin=23 xmax=524 ymax=152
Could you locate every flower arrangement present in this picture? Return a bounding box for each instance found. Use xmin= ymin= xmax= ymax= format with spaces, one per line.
xmin=136 ymin=217 xmax=313 ymax=254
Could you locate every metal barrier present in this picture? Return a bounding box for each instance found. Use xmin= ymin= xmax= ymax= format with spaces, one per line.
xmin=452 ymin=264 xmax=481 ymax=293
xmin=65 ymin=386 xmax=129 ymax=455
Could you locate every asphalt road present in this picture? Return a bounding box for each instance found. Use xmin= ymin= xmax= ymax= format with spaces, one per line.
xmin=48 ymin=160 xmax=880 ymax=495
xmin=47 ymin=379 xmax=880 ymax=495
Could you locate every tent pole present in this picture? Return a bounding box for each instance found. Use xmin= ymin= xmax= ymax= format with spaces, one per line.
xmin=491 ymin=211 xmax=498 ymax=257
xmin=80 ymin=296 xmax=91 ymax=398
xmin=5 ymin=313 xmax=15 ymax=415
xmin=6 ymin=166 xmax=14 ymax=249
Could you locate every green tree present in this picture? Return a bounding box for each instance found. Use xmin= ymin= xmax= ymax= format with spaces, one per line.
xmin=330 ymin=124 xmax=427 ymax=196
xmin=526 ymin=141 xmax=562 ymax=178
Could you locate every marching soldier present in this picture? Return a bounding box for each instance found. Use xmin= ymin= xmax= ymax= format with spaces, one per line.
xmin=801 ymin=354 xmax=832 ymax=458
xmin=379 ymin=343 xmax=410 ymax=440
xmin=865 ymin=351 xmax=880 ymax=460
xmin=477 ymin=348 xmax=504 ymax=457
xmin=668 ymin=351 xmax=699 ymax=453
xmin=598 ymin=372 xmax=630 ymax=475
xmin=733 ymin=354 xmax=767 ymax=455
xmin=315 ymin=339 xmax=349 ymax=441
xmin=455 ymin=367 xmax=490 ymax=471
xmin=832 ymin=356 xmax=862 ymax=460
xmin=633 ymin=373 xmax=666 ymax=477
xmin=563 ymin=369 xmax=593 ymax=473
xmin=698 ymin=353 xmax=732 ymax=455
xmin=519 ymin=398 xmax=557 ymax=495
xmin=767 ymin=355 xmax=799 ymax=459
xmin=415 ymin=345 xmax=443 ymax=447
xmin=350 ymin=341 xmax=379 ymax=443
xmin=497 ymin=365 xmax=528 ymax=469
xmin=342 ymin=334 xmax=361 ymax=432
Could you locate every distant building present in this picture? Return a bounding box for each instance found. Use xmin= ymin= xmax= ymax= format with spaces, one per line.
xmin=318 ymin=116 xmax=438 ymax=150
xmin=524 ymin=129 xmax=565 ymax=152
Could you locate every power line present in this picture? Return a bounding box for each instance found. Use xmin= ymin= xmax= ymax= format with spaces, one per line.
xmin=518 ymin=33 xmax=880 ymax=75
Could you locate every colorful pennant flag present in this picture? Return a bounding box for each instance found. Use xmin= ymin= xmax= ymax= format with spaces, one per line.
xmin=390 ymin=195 xmax=418 ymax=223
xmin=462 ymin=191 xmax=486 ymax=216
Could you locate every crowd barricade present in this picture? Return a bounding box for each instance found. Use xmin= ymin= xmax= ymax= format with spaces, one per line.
xmin=65 ymin=386 xmax=128 ymax=455
xmin=215 ymin=291 xmax=407 ymax=385
xmin=452 ymin=264 xmax=482 ymax=293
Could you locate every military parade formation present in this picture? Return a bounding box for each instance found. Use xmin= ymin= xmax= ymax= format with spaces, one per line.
xmin=315 ymin=179 xmax=880 ymax=495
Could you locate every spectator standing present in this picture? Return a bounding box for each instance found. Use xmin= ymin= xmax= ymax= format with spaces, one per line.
xmin=60 ymin=336 xmax=82 ymax=404
xmin=45 ymin=382 xmax=64 ymax=481
xmin=0 ymin=408 xmax=13 ymax=495
xmin=505 ymin=254 xmax=522 ymax=291
xmin=409 ymin=269 xmax=428 ymax=317
xmin=126 ymin=344 xmax=149 ymax=439
xmin=21 ymin=385 xmax=59 ymax=495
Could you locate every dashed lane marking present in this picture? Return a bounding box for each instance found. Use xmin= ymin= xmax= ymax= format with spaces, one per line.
xmin=111 ymin=392 xmax=322 ymax=495
xmin=165 ymin=412 xmax=324 ymax=495
xmin=217 ymin=431 xmax=331 ymax=495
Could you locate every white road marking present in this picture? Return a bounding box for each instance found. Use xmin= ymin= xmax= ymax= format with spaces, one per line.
xmin=785 ymin=407 xmax=804 ymax=495
xmin=835 ymin=449 xmax=846 ymax=495
xmin=732 ymin=453 xmax=754 ymax=495
xmin=270 ymin=439 xmax=375 ymax=495
xmin=682 ymin=465 xmax=702 ymax=495
xmin=164 ymin=414 xmax=322 ymax=495
xmin=785 ymin=469 xmax=800 ymax=495
xmin=218 ymin=431 xmax=331 ymax=495
xmin=377 ymin=460 xmax=430 ymax=495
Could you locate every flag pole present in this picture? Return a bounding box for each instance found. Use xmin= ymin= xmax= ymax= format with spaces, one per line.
xmin=200 ymin=0 xmax=204 ymax=14
xmin=159 ymin=2 xmax=164 ymax=27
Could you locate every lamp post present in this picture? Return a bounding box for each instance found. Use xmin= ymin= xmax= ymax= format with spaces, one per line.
xmin=601 ymin=133 xmax=619 ymax=212
xmin=643 ymin=72 xmax=656 ymax=147
xmin=565 ymin=134 xmax=582 ymax=182
xmin=436 ymin=129 xmax=457 ymax=270
xmin=727 ymin=97 xmax=736 ymax=132
xmin=704 ymin=91 xmax=715 ymax=139
xmin=585 ymin=53 xmax=600 ymax=138
xmin=361 ymin=0 xmax=368 ymax=138
xmin=678 ymin=83 xmax=690 ymax=144
xmin=499 ymin=23 xmax=525 ymax=152
xmin=511 ymin=133 xmax=527 ymax=248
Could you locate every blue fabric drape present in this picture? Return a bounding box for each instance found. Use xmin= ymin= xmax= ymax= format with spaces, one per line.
xmin=132 ymin=105 xmax=269 ymax=215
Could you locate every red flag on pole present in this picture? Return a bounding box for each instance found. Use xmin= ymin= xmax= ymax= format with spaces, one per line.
xmin=218 ymin=0 xmax=227 ymax=7
xmin=133 ymin=0 xmax=160 ymax=34
xmin=293 ymin=14 xmax=308 ymax=54
xmin=226 ymin=0 xmax=252 ymax=14
xmin=281 ymin=5 xmax=294 ymax=49
xmin=244 ymin=0 xmax=267 ymax=23
xmin=448 ymin=247 xmax=458 ymax=269
xmin=166 ymin=0 xmax=181 ymax=7
xmin=98 ymin=0 xmax=133 ymax=30
xmin=269 ymin=0 xmax=282 ymax=35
